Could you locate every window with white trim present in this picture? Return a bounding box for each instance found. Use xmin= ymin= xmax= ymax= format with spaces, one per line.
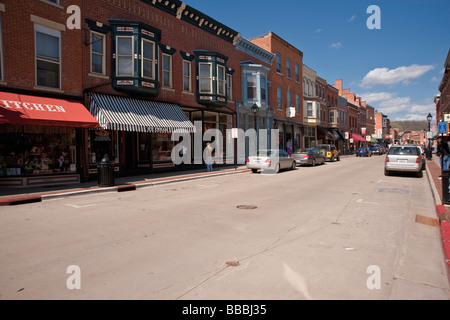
xmin=226 ymin=73 xmax=233 ymax=100
xmin=35 ymin=24 xmax=61 ymax=89
xmin=307 ymin=102 xmax=313 ymax=117
xmin=162 ymin=53 xmax=172 ymax=88
xmin=116 ymin=36 xmax=133 ymax=76
xmin=182 ymin=60 xmax=192 ymax=92
xmin=217 ymin=65 xmax=226 ymax=96
xmin=90 ymin=31 xmax=106 ymax=75
xmin=199 ymin=62 xmax=212 ymax=94
xmin=142 ymin=39 xmax=155 ymax=79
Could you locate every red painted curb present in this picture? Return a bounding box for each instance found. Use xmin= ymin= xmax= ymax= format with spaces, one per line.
xmin=441 ymin=221 xmax=450 ymax=269
xmin=0 ymin=196 xmax=42 ymax=206
xmin=437 ymin=204 xmax=446 ymax=221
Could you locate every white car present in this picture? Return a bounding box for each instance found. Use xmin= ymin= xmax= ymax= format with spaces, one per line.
xmin=384 ymin=145 xmax=423 ymax=177
xmin=246 ymin=149 xmax=296 ymax=173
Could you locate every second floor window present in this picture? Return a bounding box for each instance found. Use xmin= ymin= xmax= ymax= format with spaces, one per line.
xmin=286 ymin=59 xmax=291 ymax=78
xmin=91 ymin=32 xmax=105 ymax=75
xmin=162 ymin=53 xmax=172 ymax=88
xmin=277 ymin=87 xmax=282 ymax=110
xmin=226 ymin=74 xmax=233 ymax=101
xmin=217 ymin=65 xmax=226 ymax=96
xmin=35 ymin=24 xmax=61 ymax=89
xmin=183 ymin=60 xmax=192 ymax=92
xmin=307 ymin=102 xmax=313 ymax=117
xmin=116 ymin=36 xmax=133 ymax=76
xmin=199 ymin=63 xmax=212 ymax=94
xmin=142 ymin=39 xmax=155 ymax=79
xmin=276 ymin=53 xmax=281 ymax=73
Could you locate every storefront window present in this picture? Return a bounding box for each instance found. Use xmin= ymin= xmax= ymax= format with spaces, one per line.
xmin=152 ymin=133 xmax=173 ymax=162
xmin=88 ymin=129 xmax=118 ymax=164
xmin=0 ymin=125 xmax=76 ymax=176
xmin=138 ymin=132 xmax=151 ymax=162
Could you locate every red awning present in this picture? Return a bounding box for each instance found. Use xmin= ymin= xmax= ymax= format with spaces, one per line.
xmin=351 ymin=133 xmax=367 ymax=142
xmin=0 ymin=92 xmax=99 ymax=128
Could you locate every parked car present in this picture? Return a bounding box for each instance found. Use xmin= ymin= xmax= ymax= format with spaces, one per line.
xmin=415 ymin=145 xmax=426 ymax=170
xmin=384 ymin=144 xmax=422 ymax=177
xmin=356 ymin=147 xmax=372 ymax=157
xmin=317 ymin=144 xmax=340 ymax=162
xmin=375 ymin=144 xmax=385 ymax=155
xmin=246 ymin=149 xmax=296 ymax=173
xmin=292 ymin=148 xmax=326 ymax=166
xmin=369 ymin=145 xmax=380 ymax=155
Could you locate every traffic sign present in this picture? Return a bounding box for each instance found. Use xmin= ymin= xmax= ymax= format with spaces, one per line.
xmin=438 ymin=122 xmax=448 ymax=133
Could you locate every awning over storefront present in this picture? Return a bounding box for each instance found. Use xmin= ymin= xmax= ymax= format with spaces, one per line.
xmin=0 ymin=91 xmax=99 ymax=128
xmin=318 ymin=127 xmax=336 ymax=140
xmin=350 ymin=133 xmax=367 ymax=142
xmin=331 ymin=129 xmax=345 ymax=140
xmin=89 ymin=93 xmax=195 ymax=133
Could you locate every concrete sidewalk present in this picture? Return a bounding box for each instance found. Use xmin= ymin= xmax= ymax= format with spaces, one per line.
xmin=0 ymin=165 xmax=249 ymax=206
xmin=425 ymin=154 xmax=450 ymax=273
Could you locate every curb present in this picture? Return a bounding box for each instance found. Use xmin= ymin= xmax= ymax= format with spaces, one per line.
xmin=441 ymin=221 xmax=450 ymax=270
xmin=1 ymin=168 xmax=249 ymax=205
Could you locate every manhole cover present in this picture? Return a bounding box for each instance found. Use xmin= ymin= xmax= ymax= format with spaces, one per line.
xmin=236 ymin=205 xmax=257 ymax=210
xmin=226 ymin=261 xmax=240 ymax=267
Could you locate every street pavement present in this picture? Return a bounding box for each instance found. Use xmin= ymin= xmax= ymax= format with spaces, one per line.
xmin=0 ymin=154 xmax=449 ymax=301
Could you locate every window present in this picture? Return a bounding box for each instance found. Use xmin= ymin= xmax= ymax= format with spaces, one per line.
xmin=247 ymin=74 xmax=257 ymax=100
xmin=295 ymin=64 xmax=299 ymax=82
xmin=142 ymin=39 xmax=155 ymax=79
xmin=307 ymin=102 xmax=313 ymax=117
xmin=330 ymin=110 xmax=335 ymax=124
xmin=277 ymin=87 xmax=282 ymax=110
xmin=260 ymin=74 xmax=266 ymax=104
xmin=295 ymin=94 xmax=300 ymax=111
xmin=276 ymin=53 xmax=281 ymax=73
xmin=90 ymin=32 xmax=105 ymax=75
xmin=199 ymin=63 xmax=212 ymax=94
xmin=162 ymin=53 xmax=172 ymax=88
xmin=47 ymin=0 xmax=60 ymax=3
xmin=217 ymin=65 xmax=226 ymax=96
xmin=286 ymin=59 xmax=291 ymax=78
xmin=226 ymin=74 xmax=233 ymax=100
xmin=183 ymin=60 xmax=192 ymax=92
xmin=35 ymin=24 xmax=61 ymax=89
xmin=116 ymin=36 xmax=133 ymax=76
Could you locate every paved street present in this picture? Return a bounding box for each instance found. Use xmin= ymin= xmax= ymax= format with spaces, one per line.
xmin=0 ymin=155 xmax=449 ymax=300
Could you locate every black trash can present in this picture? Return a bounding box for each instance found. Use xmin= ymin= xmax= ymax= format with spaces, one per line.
xmin=442 ymin=170 xmax=450 ymax=204
xmin=97 ymin=154 xmax=115 ymax=187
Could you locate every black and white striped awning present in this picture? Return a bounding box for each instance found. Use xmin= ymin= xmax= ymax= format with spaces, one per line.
xmin=89 ymin=93 xmax=195 ymax=133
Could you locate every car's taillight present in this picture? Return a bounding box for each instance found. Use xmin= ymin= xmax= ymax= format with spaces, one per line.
xmin=265 ymin=158 xmax=271 ymax=164
xmin=364 ymin=150 xmax=367 ymax=152
xmin=416 ymin=157 xmax=420 ymax=164
xmin=386 ymin=156 xmax=390 ymax=162
xmin=304 ymin=155 xmax=310 ymax=159
xmin=246 ymin=157 xmax=250 ymax=163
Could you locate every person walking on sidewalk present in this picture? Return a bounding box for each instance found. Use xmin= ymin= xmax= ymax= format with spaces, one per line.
xmin=204 ymin=142 xmax=213 ymax=172
xmin=438 ymin=138 xmax=450 ymax=171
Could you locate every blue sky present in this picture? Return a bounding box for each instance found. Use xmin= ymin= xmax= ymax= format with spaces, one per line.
xmin=185 ymin=0 xmax=450 ymax=122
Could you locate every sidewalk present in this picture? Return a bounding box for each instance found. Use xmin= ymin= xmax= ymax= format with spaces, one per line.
xmin=425 ymin=154 xmax=450 ymax=272
xmin=0 ymin=165 xmax=249 ymax=206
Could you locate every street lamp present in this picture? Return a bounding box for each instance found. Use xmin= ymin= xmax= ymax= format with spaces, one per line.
xmin=251 ymin=103 xmax=258 ymax=151
xmin=426 ymin=113 xmax=433 ymax=160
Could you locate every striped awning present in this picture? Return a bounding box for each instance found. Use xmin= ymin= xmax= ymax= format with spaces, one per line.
xmin=89 ymin=93 xmax=195 ymax=133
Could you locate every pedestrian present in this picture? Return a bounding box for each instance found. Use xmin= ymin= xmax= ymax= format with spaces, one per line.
xmin=204 ymin=142 xmax=213 ymax=172
xmin=438 ymin=138 xmax=450 ymax=170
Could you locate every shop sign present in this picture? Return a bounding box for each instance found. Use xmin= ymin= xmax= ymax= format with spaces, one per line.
xmin=94 ymin=130 xmax=111 ymax=141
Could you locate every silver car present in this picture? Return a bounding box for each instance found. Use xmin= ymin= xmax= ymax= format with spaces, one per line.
xmin=246 ymin=149 xmax=296 ymax=173
xmin=384 ymin=145 xmax=423 ymax=177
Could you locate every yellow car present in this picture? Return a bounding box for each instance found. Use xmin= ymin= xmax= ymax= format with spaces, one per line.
xmin=318 ymin=144 xmax=340 ymax=162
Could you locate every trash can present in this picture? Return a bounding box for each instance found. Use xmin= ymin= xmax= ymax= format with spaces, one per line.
xmin=442 ymin=170 xmax=450 ymax=204
xmin=97 ymin=154 xmax=115 ymax=187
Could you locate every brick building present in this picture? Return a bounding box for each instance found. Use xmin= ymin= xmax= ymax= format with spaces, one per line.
xmin=0 ymin=0 xmax=276 ymax=186
xmin=250 ymin=31 xmax=303 ymax=153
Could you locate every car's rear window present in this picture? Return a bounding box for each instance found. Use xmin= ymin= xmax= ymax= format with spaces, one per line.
xmin=294 ymin=149 xmax=311 ymax=154
xmin=388 ymin=147 xmax=418 ymax=156
xmin=257 ymin=150 xmax=276 ymax=157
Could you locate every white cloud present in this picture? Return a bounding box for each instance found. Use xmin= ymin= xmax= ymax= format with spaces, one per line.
xmin=358 ymin=92 xmax=394 ymax=103
xmin=360 ymin=64 xmax=435 ymax=88
xmin=330 ymin=42 xmax=342 ymax=49
xmin=347 ymin=15 xmax=356 ymax=22
xmin=431 ymin=76 xmax=440 ymax=82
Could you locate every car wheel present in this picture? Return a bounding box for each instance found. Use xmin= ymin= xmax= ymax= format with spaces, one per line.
xmin=416 ymin=171 xmax=423 ymax=178
xmin=290 ymin=161 xmax=296 ymax=170
xmin=337 ymin=155 xmax=340 ymax=161
xmin=251 ymin=169 xmax=258 ymax=173
xmin=331 ymin=156 xmax=335 ymax=162
xmin=312 ymin=159 xmax=316 ymax=167
xmin=384 ymin=168 xmax=391 ymax=176
xmin=274 ymin=163 xmax=280 ymax=173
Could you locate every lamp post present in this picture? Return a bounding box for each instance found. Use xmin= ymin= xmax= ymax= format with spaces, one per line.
xmin=251 ymin=103 xmax=258 ymax=152
xmin=427 ymin=113 xmax=433 ymax=160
